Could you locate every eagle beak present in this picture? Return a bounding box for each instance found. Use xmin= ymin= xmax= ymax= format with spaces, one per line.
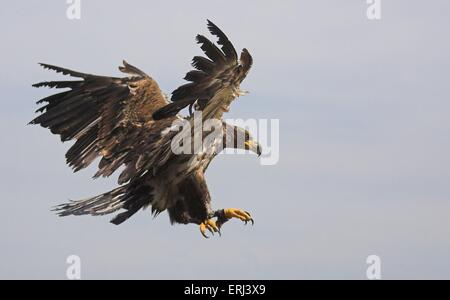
xmin=245 ymin=140 xmax=262 ymax=157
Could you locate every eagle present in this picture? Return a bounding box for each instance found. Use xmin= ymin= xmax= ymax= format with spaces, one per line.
xmin=30 ymin=20 xmax=260 ymax=238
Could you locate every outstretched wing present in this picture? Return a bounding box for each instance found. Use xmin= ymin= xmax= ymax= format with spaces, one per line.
xmin=152 ymin=20 xmax=253 ymax=120
xmin=30 ymin=61 xmax=176 ymax=184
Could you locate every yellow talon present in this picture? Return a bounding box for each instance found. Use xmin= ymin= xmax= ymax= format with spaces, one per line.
xmin=199 ymin=210 xmax=254 ymax=238
xmin=199 ymin=219 xmax=220 ymax=238
xmin=223 ymin=208 xmax=254 ymax=225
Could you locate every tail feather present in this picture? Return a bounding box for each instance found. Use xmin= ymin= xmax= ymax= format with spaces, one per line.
xmin=53 ymin=186 xmax=127 ymax=217
xmin=53 ymin=178 xmax=154 ymax=225
xmin=110 ymin=207 xmax=141 ymax=225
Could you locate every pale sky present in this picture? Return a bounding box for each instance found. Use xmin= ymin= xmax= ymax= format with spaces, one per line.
xmin=1 ymin=0 xmax=450 ymax=279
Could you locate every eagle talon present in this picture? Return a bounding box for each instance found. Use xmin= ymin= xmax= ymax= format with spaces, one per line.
xmin=244 ymin=219 xmax=254 ymax=226
xmin=199 ymin=219 xmax=220 ymax=238
xmin=223 ymin=208 xmax=254 ymax=225
xmin=244 ymin=211 xmax=254 ymax=225
xmin=200 ymin=224 xmax=209 ymax=238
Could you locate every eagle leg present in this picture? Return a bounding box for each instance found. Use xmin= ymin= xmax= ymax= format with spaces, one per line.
xmin=214 ymin=208 xmax=254 ymax=227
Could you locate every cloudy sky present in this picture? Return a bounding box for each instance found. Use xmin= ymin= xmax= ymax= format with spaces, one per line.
xmin=1 ymin=0 xmax=449 ymax=279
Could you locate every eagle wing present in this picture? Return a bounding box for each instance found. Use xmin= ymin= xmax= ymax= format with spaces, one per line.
xmin=152 ymin=20 xmax=253 ymax=120
xmin=30 ymin=61 xmax=176 ymax=184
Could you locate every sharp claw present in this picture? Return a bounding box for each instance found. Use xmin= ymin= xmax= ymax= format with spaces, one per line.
xmin=200 ymin=224 xmax=209 ymax=238
xmin=243 ymin=211 xmax=254 ymax=225
xmin=200 ymin=219 xmax=222 ymax=238
xmin=208 ymin=220 xmax=220 ymax=233
xmin=201 ymin=230 xmax=209 ymax=239
xmin=207 ymin=226 xmax=215 ymax=236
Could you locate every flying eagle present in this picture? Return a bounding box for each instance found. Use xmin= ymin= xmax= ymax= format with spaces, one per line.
xmin=30 ymin=20 xmax=259 ymax=238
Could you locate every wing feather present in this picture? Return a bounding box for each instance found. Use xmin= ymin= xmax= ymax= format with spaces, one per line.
xmin=153 ymin=20 xmax=252 ymax=120
xmin=206 ymin=19 xmax=238 ymax=61
xmin=195 ymin=35 xmax=226 ymax=64
xmin=31 ymin=61 xmax=175 ymax=183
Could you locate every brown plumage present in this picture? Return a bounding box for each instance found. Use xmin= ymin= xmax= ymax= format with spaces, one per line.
xmin=152 ymin=20 xmax=253 ymax=120
xmin=30 ymin=20 xmax=258 ymax=234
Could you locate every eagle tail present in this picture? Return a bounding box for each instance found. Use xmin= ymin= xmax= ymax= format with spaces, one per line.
xmin=53 ymin=186 xmax=150 ymax=226
xmin=109 ymin=207 xmax=141 ymax=225
xmin=53 ymin=186 xmax=127 ymax=218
